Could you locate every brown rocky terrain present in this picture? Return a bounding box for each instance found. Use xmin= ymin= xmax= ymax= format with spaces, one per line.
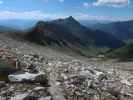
xmin=0 ymin=33 xmax=133 ymax=100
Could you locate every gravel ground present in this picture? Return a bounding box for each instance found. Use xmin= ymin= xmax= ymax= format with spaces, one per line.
xmin=0 ymin=33 xmax=133 ymax=100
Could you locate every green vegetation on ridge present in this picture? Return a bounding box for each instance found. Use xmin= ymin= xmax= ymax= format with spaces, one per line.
xmin=107 ymin=43 xmax=133 ymax=61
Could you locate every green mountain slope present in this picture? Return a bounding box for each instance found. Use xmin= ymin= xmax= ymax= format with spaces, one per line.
xmin=90 ymin=20 xmax=133 ymax=42
xmin=107 ymin=43 xmax=133 ymax=60
xmin=26 ymin=16 xmax=124 ymax=49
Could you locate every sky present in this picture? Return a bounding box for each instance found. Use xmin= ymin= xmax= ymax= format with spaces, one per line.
xmin=0 ymin=0 xmax=132 ymax=21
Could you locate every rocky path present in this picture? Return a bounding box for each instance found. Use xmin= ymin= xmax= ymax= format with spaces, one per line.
xmin=49 ymin=64 xmax=66 ymax=100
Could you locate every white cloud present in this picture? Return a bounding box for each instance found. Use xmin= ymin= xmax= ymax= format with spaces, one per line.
xmin=0 ymin=11 xmax=45 ymax=20
xmin=76 ymin=13 xmax=113 ymax=20
xmin=75 ymin=13 xmax=133 ymax=21
xmin=0 ymin=10 xmax=66 ymax=20
xmin=83 ymin=2 xmax=90 ymax=7
xmin=93 ymin=0 xmax=130 ymax=7
xmin=0 ymin=0 xmax=3 ymax=4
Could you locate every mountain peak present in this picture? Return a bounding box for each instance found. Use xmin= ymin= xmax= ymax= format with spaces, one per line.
xmin=51 ymin=16 xmax=80 ymax=26
xmin=62 ymin=16 xmax=81 ymax=26
xmin=67 ymin=16 xmax=75 ymax=20
xmin=65 ymin=16 xmax=77 ymax=22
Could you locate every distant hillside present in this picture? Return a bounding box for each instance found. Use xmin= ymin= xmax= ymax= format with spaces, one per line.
xmin=0 ymin=20 xmax=37 ymax=30
xmin=0 ymin=24 xmax=27 ymax=41
xmin=26 ymin=16 xmax=124 ymax=56
xmin=27 ymin=16 xmax=124 ymax=48
xmin=0 ymin=25 xmax=15 ymax=32
xmin=79 ymin=20 xmax=111 ymax=28
xmin=90 ymin=20 xmax=133 ymax=42
xmin=107 ymin=43 xmax=133 ymax=60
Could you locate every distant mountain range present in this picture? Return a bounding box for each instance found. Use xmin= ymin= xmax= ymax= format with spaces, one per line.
xmin=83 ymin=19 xmax=133 ymax=59
xmin=79 ymin=19 xmax=112 ymax=28
xmin=2 ymin=17 xmax=133 ymax=57
xmin=26 ymin=16 xmax=124 ymax=52
xmin=0 ymin=20 xmax=38 ymax=30
xmin=0 ymin=19 xmax=111 ymax=30
xmin=87 ymin=20 xmax=133 ymax=42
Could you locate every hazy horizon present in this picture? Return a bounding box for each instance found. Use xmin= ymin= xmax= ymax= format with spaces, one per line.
xmin=0 ymin=0 xmax=132 ymax=21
